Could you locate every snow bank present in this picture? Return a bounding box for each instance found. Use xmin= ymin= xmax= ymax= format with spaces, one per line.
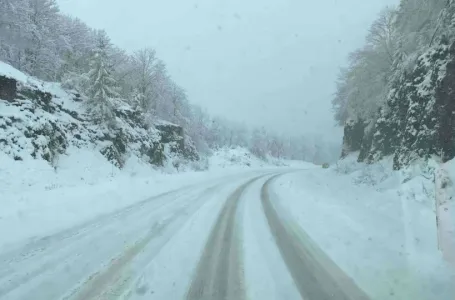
xmin=208 ymin=147 xmax=313 ymax=171
xmin=271 ymin=157 xmax=455 ymax=300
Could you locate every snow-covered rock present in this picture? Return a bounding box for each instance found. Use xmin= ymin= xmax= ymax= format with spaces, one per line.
xmin=0 ymin=61 xmax=199 ymax=170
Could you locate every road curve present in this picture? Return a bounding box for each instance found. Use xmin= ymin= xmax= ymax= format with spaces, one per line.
xmin=186 ymin=176 xmax=262 ymax=300
xmin=261 ymin=175 xmax=370 ymax=300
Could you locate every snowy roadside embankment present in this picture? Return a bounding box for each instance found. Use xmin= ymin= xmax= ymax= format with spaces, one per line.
xmin=0 ymin=146 xmax=305 ymax=251
xmin=270 ymin=156 xmax=455 ymax=300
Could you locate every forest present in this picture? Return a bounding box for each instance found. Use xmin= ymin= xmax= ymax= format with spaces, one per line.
xmin=333 ymin=0 xmax=455 ymax=169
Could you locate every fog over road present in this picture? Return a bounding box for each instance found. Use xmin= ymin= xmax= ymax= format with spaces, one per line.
xmin=0 ymin=172 xmax=369 ymax=300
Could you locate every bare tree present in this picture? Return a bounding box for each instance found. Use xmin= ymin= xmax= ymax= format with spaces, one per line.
xmin=131 ymin=48 xmax=157 ymax=112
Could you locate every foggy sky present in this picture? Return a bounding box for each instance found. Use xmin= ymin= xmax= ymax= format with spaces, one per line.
xmin=58 ymin=0 xmax=398 ymax=141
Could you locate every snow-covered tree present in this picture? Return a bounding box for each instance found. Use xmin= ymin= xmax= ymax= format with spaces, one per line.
xmin=25 ymin=0 xmax=63 ymax=80
xmin=334 ymin=0 xmax=455 ymax=167
xmin=333 ymin=7 xmax=400 ymax=126
xmin=250 ymin=127 xmax=269 ymax=159
xmin=85 ymin=31 xmax=119 ymax=125
xmin=0 ymin=0 xmax=32 ymax=66
xmin=168 ymin=82 xmax=186 ymax=125
xmin=57 ymin=17 xmax=95 ymax=90
xmin=150 ymin=59 xmax=170 ymax=115
xmin=130 ymin=48 xmax=156 ymax=111
xmin=395 ymin=0 xmax=447 ymax=53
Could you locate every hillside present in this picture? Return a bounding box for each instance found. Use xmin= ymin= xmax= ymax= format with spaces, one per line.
xmin=335 ymin=0 xmax=455 ymax=169
xmin=0 ymin=61 xmax=199 ymax=172
xmin=332 ymin=0 xmax=455 ymax=271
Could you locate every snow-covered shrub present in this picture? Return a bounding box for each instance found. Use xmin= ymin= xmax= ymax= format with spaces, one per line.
xmin=353 ymin=159 xmax=392 ymax=186
xmin=100 ymin=141 xmax=125 ymax=169
xmin=334 ymin=154 xmax=363 ymax=174
xmin=189 ymin=156 xmax=209 ymax=171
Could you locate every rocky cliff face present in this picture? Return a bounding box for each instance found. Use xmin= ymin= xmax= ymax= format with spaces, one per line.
xmin=342 ymin=39 xmax=455 ymax=169
xmin=0 ymin=64 xmax=199 ymax=169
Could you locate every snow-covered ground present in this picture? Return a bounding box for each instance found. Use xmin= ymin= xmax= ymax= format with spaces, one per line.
xmin=208 ymin=146 xmax=312 ymax=170
xmin=0 ymin=145 xmax=302 ymax=250
xmin=2 ymin=142 xmax=454 ymax=299
xmin=270 ymin=156 xmax=455 ymax=300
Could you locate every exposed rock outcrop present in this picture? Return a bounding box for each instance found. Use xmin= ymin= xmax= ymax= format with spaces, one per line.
xmin=0 ymin=76 xmax=16 ymax=102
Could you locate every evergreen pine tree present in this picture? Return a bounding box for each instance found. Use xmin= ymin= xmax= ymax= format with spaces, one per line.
xmin=85 ymin=30 xmax=119 ymax=125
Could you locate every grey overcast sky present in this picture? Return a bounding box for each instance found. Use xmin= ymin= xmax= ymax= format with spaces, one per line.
xmin=58 ymin=0 xmax=398 ymax=141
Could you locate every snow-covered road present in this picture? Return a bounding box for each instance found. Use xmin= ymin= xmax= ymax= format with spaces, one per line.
xmin=0 ymin=171 xmax=369 ymax=300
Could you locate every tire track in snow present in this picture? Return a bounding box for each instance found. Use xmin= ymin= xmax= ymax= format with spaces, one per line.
xmin=66 ymin=183 xmax=223 ymax=300
xmin=261 ymin=175 xmax=371 ymax=300
xmin=0 ymin=178 xmax=237 ymax=300
xmin=0 ymin=185 xmax=197 ymax=299
xmin=0 ymin=183 xmax=195 ymax=267
xmin=186 ymin=176 xmax=264 ymax=300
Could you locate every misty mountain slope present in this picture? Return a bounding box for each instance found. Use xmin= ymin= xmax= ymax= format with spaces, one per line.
xmin=0 ymin=61 xmax=199 ymax=170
